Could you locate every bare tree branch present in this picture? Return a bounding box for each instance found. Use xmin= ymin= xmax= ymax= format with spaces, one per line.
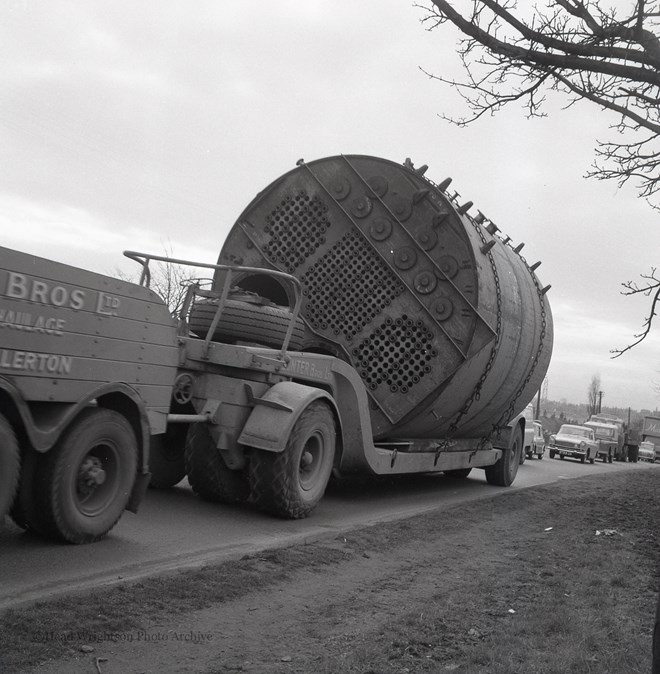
xmin=419 ymin=0 xmax=660 ymax=353
xmin=611 ymin=268 xmax=660 ymax=357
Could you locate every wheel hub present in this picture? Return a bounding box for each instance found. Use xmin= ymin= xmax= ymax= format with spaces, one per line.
xmin=78 ymin=456 xmax=106 ymax=497
xmin=301 ymin=451 xmax=314 ymax=468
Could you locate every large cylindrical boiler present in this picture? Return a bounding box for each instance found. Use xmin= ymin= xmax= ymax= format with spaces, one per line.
xmin=218 ymin=155 xmax=553 ymax=440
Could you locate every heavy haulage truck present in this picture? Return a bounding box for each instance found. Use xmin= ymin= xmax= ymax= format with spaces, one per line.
xmin=0 ymin=154 xmax=553 ymax=543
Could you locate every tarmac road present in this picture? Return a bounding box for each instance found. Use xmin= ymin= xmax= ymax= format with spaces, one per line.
xmin=0 ymin=455 xmax=657 ymax=609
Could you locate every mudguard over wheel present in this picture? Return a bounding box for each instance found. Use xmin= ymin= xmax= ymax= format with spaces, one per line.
xmin=485 ymin=425 xmax=521 ymax=487
xmin=0 ymin=415 xmax=20 ymax=521
xmin=249 ymin=401 xmax=336 ymax=519
xmin=41 ymin=408 xmax=137 ymax=544
xmin=149 ymin=424 xmax=187 ymax=489
xmin=188 ymin=293 xmax=306 ymax=350
xmin=184 ymin=424 xmax=249 ymax=503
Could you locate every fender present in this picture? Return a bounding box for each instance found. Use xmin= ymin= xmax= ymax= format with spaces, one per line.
xmin=492 ymin=411 xmax=524 ymax=450
xmin=0 ymin=377 xmax=151 ymax=458
xmin=238 ymin=381 xmax=338 ymax=452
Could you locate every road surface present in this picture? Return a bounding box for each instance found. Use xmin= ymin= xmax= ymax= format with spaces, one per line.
xmin=0 ymin=456 xmax=656 ymax=608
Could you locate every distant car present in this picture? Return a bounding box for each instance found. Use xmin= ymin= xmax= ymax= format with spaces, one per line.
xmin=639 ymin=441 xmax=656 ymax=463
xmin=548 ymin=424 xmax=599 ymax=464
xmin=528 ymin=421 xmax=545 ymax=459
xmin=520 ymin=404 xmax=535 ymax=464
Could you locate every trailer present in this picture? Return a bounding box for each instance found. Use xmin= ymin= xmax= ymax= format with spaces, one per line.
xmin=1 ymin=155 xmax=555 ymax=533
xmin=148 ymin=154 xmax=554 ymax=518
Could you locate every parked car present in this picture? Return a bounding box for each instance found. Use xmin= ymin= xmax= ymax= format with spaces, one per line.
xmin=520 ymin=404 xmax=535 ymax=464
xmin=639 ymin=441 xmax=656 ymax=463
xmin=548 ymin=424 xmax=599 ymax=464
xmin=525 ymin=421 xmax=545 ymax=460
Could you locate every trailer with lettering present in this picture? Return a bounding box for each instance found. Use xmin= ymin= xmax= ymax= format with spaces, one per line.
xmin=0 ymin=246 xmax=179 ymax=543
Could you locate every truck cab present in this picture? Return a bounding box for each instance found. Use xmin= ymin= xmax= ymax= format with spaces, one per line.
xmin=583 ymin=421 xmax=618 ymax=464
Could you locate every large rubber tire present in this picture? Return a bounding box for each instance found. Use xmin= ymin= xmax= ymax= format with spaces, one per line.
xmin=188 ymin=296 xmax=306 ymax=350
xmin=40 ymin=409 xmax=138 ymax=544
xmin=549 ymin=449 xmax=556 ymax=459
xmin=249 ymin=401 xmax=336 ymax=518
xmin=444 ymin=468 xmax=472 ymax=479
xmin=149 ymin=424 xmax=187 ymax=489
xmin=184 ymin=424 xmax=249 ymax=503
xmin=0 ymin=416 xmax=21 ymax=521
xmin=485 ymin=425 xmax=521 ymax=487
xmin=10 ymin=447 xmax=59 ymax=537
xmin=519 ymin=447 xmax=527 ymax=465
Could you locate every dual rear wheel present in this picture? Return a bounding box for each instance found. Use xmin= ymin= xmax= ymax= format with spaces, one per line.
xmin=183 ymin=400 xmax=336 ymax=519
xmin=11 ymin=408 xmax=137 ymax=544
xmin=0 ymin=415 xmax=20 ymax=521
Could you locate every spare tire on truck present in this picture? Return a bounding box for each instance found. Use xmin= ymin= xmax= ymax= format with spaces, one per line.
xmin=188 ymin=290 xmax=306 ymax=350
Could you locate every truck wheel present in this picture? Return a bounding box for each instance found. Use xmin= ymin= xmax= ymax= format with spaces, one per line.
xmin=0 ymin=415 xmax=21 ymax=521
xmin=608 ymin=453 xmax=613 ymax=464
xmin=485 ymin=425 xmax=521 ymax=487
xmin=184 ymin=424 xmax=249 ymax=503
xmin=9 ymin=447 xmax=54 ymax=536
xmin=149 ymin=425 xmax=187 ymax=489
xmin=188 ymin=296 xmax=306 ymax=350
xmin=249 ymin=401 xmax=336 ymax=518
xmin=41 ymin=409 xmax=137 ymax=544
xmin=444 ymin=468 xmax=472 ymax=479
xmin=549 ymin=449 xmax=555 ymax=459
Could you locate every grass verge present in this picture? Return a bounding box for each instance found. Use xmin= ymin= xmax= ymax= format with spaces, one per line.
xmin=1 ymin=469 xmax=659 ymax=673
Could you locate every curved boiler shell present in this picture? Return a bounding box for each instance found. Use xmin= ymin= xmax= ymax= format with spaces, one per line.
xmin=218 ymin=155 xmax=553 ymax=440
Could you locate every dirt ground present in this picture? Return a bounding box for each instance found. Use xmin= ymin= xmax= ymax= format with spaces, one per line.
xmin=7 ymin=468 xmax=660 ymax=674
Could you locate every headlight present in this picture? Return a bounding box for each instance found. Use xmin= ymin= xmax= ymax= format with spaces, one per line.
xmin=580 ymin=441 xmax=586 ymax=449
xmin=549 ymin=435 xmax=556 ymax=444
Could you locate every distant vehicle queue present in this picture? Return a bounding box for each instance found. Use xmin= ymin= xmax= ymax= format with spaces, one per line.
xmin=526 ymin=411 xmax=660 ymax=466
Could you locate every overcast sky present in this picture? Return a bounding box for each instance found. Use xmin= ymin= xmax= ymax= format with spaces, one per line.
xmin=2 ymin=1 xmax=659 ymax=413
